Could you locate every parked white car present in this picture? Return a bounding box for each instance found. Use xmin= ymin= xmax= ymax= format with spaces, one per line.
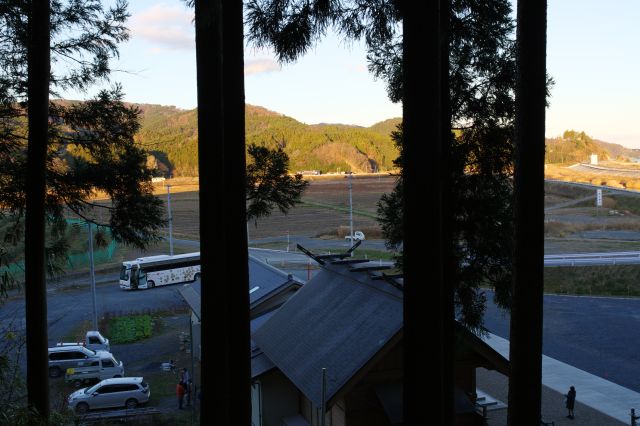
xmin=56 ymin=330 xmax=110 ymax=352
xmin=345 ymin=231 xmax=365 ymax=242
xmin=67 ymin=377 xmax=150 ymax=414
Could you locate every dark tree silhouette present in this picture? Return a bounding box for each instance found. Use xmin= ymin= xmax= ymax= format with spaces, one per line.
xmin=508 ymin=1 xmax=547 ymax=425
xmin=402 ymin=2 xmax=452 ymax=423
xmin=194 ymin=0 xmax=252 ymax=421
xmin=193 ymin=0 xmax=223 ymax=421
xmin=1 ymin=1 xmax=164 ymax=421
xmin=246 ymin=0 xmax=517 ymax=333
xmin=24 ymin=0 xmax=50 ymax=420
xmin=221 ymin=0 xmax=251 ymax=421
xmin=0 ymin=1 xmax=164 ymax=266
xmin=246 ymin=144 xmax=308 ymax=222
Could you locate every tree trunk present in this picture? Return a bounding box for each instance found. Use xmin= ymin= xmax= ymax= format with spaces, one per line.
xmin=195 ymin=0 xmax=249 ymax=422
xmin=25 ymin=0 xmax=51 ymax=420
xmin=221 ymin=0 xmax=251 ymax=422
xmin=194 ymin=0 xmax=223 ymax=421
xmin=508 ymin=1 xmax=547 ymax=425
xmin=439 ymin=0 xmax=455 ymax=422
xmin=402 ymin=0 xmax=453 ymax=424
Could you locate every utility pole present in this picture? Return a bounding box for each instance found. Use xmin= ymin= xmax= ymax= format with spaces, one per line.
xmin=166 ymin=184 xmax=174 ymax=256
xmin=88 ymin=222 xmax=98 ymax=330
xmin=348 ymin=172 xmax=353 ymax=240
xmin=321 ymin=368 xmax=327 ymax=426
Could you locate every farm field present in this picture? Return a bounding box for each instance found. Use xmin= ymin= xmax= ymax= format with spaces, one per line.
xmin=155 ymin=174 xmax=397 ymax=241
xmin=26 ymin=167 xmax=640 ymax=285
xmin=149 ymin=174 xmax=640 ymax=252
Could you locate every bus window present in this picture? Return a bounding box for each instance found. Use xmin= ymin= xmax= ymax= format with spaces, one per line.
xmin=138 ymin=270 xmax=147 ymax=288
xmin=120 ymin=265 xmax=129 ymax=281
xmin=131 ymin=266 xmax=139 ymax=289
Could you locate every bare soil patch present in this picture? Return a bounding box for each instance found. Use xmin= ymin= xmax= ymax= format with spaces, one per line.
xmin=159 ymin=175 xmax=397 ymax=240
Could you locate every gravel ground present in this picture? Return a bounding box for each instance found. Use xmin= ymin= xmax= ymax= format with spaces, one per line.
xmin=477 ymin=368 xmax=626 ymax=426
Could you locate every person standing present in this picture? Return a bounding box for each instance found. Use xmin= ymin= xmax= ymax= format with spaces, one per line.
xmin=181 ymin=367 xmax=192 ymax=406
xmin=176 ymin=381 xmax=186 ymax=409
xmin=565 ymin=385 xmax=576 ymax=419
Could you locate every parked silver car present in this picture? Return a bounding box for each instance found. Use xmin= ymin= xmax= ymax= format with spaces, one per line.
xmin=67 ymin=377 xmax=150 ymax=414
xmin=48 ymin=345 xmax=102 ymax=378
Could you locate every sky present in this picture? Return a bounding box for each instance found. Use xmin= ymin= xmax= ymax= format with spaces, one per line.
xmin=61 ymin=0 xmax=640 ymax=148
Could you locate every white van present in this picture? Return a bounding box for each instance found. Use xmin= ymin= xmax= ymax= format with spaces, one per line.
xmin=48 ymin=345 xmax=102 ymax=378
xmin=65 ymin=352 xmax=125 ymax=387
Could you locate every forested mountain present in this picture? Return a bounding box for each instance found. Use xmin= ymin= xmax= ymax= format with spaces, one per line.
xmin=545 ymin=130 xmax=639 ymax=164
xmin=133 ymin=103 xmax=400 ymax=177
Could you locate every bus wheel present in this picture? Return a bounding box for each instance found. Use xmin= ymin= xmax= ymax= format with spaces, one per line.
xmin=148 ymin=281 xmax=155 ymax=288
xmin=193 ymin=273 xmax=200 ymax=282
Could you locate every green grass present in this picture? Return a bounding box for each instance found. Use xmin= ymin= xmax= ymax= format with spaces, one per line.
xmin=609 ymin=193 xmax=640 ymax=215
xmin=545 ymin=265 xmax=640 ymax=296
xmin=146 ymin=370 xmax=181 ymax=399
xmin=545 ymin=238 xmax=640 ymax=254
xmin=300 ymin=199 xmax=378 ymax=219
xmin=107 ymin=314 xmax=155 ymax=344
xmin=545 ymin=181 xmax=594 ymax=199
xmin=351 ymin=248 xmax=396 ymax=261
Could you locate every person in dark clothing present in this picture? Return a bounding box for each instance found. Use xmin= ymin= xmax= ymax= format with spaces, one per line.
xmin=565 ymin=385 xmax=576 ymax=419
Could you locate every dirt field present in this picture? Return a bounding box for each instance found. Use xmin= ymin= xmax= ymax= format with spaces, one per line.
xmin=156 ymin=175 xmax=397 ymax=240
xmin=156 ymin=174 xmax=640 ymax=248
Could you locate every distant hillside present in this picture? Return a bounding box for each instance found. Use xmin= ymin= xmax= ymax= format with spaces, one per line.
xmin=593 ymin=139 xmax=638 ymax=160
xmin=368 ymin=118 xmax=402 ymax=139
xmin=134 ymin=104 xmax=401 ymax=177
xmin=545 ymin=130 xmax=637 ymax=164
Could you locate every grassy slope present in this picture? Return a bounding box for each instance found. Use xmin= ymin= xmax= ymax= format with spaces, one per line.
xmin=135 ymin=104 xmax=401 ymax=176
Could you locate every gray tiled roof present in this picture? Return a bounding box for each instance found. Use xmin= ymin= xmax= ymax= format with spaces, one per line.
xmin=252 ymin=262 xmax=403 ymax=407
xmin=180 ymin=255 xmax=299 ymax=317
xmin=251 ymin=352 xmax=275 ymax=378
xmin=179 ymin=282 xmax=201 ymax=320
xmin=251 ymin=310 xmax=278 ymax=377
xmin=249 ymin=256 xmax=301 ymax=307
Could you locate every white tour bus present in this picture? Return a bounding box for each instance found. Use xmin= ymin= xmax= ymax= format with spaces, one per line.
xmin=119 ymin=252 xmax=200 ymax=290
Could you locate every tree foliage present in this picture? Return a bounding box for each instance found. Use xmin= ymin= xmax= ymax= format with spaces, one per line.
xmin=0 ymin=0 xmax=165 ymax=419
xmin=0 ymin=0 xmax=165 ymax=267
xmin=246 ymin=0 xmax=518 ymax=331
xmin=246 ymin=143 xmax=309 ymax=222
xmin=545 ymin=130 xmax=609 ymax=164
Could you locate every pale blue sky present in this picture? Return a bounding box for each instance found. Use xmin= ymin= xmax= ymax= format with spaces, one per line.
xmin=61 ymin=1 xmax=640 ymax=148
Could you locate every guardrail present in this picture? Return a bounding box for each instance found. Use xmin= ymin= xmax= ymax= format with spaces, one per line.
xmin=77 ymin=406 xmax=160 ymax=425
xmin=544 ymin=252 xmax=640 ymax=267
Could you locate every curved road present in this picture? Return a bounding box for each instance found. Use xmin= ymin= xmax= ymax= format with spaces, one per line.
xmin=0 ymin=275 xmax=188 ymax=346
xmin=484 ymin=291 xmax=640 ymax=394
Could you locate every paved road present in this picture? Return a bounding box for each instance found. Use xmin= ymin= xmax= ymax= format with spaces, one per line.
xmin=483 ymin=291 xmax=640 ymax=394
xmin=0 ymin=275 xmax=188 ymax=346
xmin=249 ymin=235 xmax=389 ymax=252
xmin=175 ymin=235 xmax=389 ymax=254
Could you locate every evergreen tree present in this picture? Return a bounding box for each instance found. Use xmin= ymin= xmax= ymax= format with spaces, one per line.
xmin=246 ymin=0 xmax=517 ymax=331
xmin=0 ymin=0 xmax=165 ymax=274
xmin=246 ymin=143 xmax=309 ymax=223
xmin=1 ymin=1 xmax=164 ymax=419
